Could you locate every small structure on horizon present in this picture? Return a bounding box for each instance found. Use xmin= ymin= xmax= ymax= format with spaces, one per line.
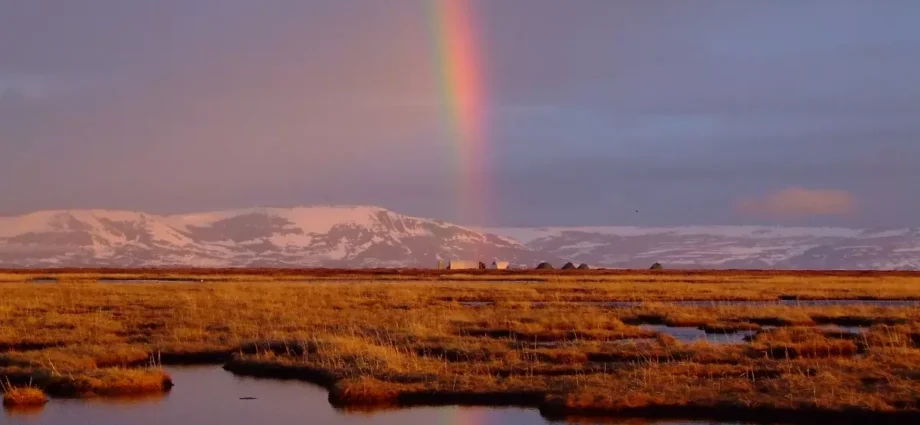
xmin=561 ymin=262 xmax=576 ymax=270
xmin=577 ymin=263 xmax=590 ymax=270
xmin=535 ymin=262 xmax=554 ymax=270
xmin=650 ymin=262 xmax=664 ymax=270
xmin=446 ymin=260 xmax=480 ymax=270
xmin=491 ymin=260 xmax=510 ymax=270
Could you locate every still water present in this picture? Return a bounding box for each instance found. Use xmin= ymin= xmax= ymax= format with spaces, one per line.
xmin=2 ymin=367 xmax=733 ymax=425
xmin=638 ymin=325 xmax=756 ymax=344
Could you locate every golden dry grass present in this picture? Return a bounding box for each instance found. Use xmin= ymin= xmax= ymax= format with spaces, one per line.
xmin=2 ymin=269 xmax=920 ymax=422
xmin=2 ymin=384 xmax=48 ymax=407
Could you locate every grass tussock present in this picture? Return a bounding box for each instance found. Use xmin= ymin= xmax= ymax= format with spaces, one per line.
xmin=53 ymin=368 xmax=174 ymax=397
xmin=0 ymin=366 xmax=173 ymax=398
xmin=2 ymin=383 xmax=48 ymax=407
xmin=2 ymin=269 xmax=920 ymax=422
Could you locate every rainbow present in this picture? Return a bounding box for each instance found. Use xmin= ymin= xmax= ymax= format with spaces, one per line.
xmin=429 ymin=0 xmax=488 ymax=225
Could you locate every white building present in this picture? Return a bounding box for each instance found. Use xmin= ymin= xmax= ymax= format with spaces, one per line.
xmin=447 ymin=260 xmax=480 ymax=270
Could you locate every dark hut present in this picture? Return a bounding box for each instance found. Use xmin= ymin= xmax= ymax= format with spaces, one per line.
xmin=561 ymin=262 xmax=576 ymax=270
xmin=535 ymin=262 xmax=554 ymax=270
xmin=649 ymin=262 xmax=664 ymax=270
xmin=577 ymin=263 xmax=590 ymax=270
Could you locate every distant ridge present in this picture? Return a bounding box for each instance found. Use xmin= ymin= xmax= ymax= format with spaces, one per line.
xmin=1 ymin=206 xmax=919 ymax=269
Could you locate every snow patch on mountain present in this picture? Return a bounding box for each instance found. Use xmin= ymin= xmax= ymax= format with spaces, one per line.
xmin=0 ymin=206 xmax=539 ymax=268
xmin=1 ymin=207 xmax=919 ymax=269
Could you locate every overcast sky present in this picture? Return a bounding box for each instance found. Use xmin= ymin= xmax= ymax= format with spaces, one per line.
xmin=2 ymin=0 xmax=918 ymax=227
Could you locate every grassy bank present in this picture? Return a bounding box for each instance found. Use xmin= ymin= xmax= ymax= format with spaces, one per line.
xmin=2 ymin=270 xmax=920 ymax=422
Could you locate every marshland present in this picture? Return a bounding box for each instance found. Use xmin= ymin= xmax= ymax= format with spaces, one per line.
xmin=3 ymin=269 xmax=920 ymax=424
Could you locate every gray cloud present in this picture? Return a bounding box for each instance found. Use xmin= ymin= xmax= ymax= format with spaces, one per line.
xmin=0 ymin=73 xmax=48 ymax=99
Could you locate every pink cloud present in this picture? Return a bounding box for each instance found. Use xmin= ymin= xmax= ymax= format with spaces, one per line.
xmin=736 ymin=187 xmax=857 ymax=217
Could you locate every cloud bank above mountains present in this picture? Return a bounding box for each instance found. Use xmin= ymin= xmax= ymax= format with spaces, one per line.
xmin=1 ymin=1 xmax=918 ymax=227
xmin=737 ymin=188 xmax=857 ymax=218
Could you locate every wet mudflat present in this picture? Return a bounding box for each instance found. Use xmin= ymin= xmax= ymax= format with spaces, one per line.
xmin=1 ymin=367 xmax=743 ymax=425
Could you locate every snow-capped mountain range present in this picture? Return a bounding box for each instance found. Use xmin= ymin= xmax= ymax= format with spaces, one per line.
xmin=1 ymin=206 xmax=919 ymax=269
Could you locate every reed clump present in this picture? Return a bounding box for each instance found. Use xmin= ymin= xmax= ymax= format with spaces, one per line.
xmin=52 ymin=368 xmax=174 ymax=397
xmin=2 ymin=382 xmax=48 ymax=407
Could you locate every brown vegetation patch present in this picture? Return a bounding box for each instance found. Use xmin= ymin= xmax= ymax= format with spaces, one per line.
xmin=457 ymin=328 xmax=655 ymax=343
xmin=1 ymin=385 xmax=48 ymax=407
xmin=48 ymin=368 xmax=174 ymax=397
xmin=413 ymin=345 xmax=505 ymax=363
xmin=745 ymin=327 xmax=864 ymax=359
xmin=747 ymin=340 xmax=861 ymax=360
xmin=3 ymin=269 xmax=920 ymax=422
xmin=1 ymin=366 xmax=172 ymax=398
xmin=0 ymin=341 xmax=66 ymax=352
xmin=224 ymin=358 xmax=339 ymax=387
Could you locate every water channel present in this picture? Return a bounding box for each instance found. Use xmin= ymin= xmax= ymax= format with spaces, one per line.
xmin=1 ymin=366 xmax=749 ymax=425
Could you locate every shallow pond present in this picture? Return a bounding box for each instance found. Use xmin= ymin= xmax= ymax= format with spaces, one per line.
xmin=29 ymin=278 xmax=58 ymax=284
xmin=640 ymin=325 xmax=756 ymax=344
xmin=1 ymin=367 xmax=743 ymax=425
xmin=815 ymin=324 xmax=865 ymax=335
